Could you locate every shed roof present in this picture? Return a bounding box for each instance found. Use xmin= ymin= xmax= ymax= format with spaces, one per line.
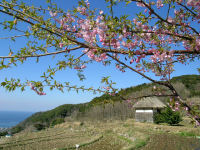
xmin=132 ymin=97 xmax=166 ymax=109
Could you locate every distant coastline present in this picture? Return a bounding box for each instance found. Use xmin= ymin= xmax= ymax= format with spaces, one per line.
xmin=0 ymin=111 xmax=34 ymax=128
xmin=0 ymin=127 xmax=9 ymax=132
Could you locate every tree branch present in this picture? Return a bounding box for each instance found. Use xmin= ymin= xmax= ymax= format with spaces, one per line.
xmin=106 ymin=53 xmax=169 ymax=87
xmin=0 ymin=34 xmax=26 ymax=39
xmin=0 ymin=46 xmax=82 ymax=59
xmin=131 ymin=0 xmax=199 ymax=35
xmin=177 ymin=2 xmax=197 ymax=17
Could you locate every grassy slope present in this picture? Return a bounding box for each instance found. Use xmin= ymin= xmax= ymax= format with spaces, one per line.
xmin=11 ymin=74 xmax=200 ymax=133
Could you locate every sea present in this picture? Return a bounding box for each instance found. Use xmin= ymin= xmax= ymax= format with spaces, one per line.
xmin=0 ymin=111 xmax=34 ymax=128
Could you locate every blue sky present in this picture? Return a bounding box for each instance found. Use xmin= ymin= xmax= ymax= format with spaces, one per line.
xmin=0 ymin=0 xmax=199 ymax=112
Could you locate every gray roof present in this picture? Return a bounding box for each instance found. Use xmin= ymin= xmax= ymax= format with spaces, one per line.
xmin=132 ymin=97 xmax=166 ymax=109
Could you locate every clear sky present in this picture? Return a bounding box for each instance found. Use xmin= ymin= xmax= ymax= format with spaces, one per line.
xmin=0 ymin=0 xmax=199 ymax=112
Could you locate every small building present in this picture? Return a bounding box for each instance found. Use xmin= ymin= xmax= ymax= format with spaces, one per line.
xmin=5 ymin=134 xmax=12 ymax=138
xmin=133 ymin=97 xmax=166 ymax=123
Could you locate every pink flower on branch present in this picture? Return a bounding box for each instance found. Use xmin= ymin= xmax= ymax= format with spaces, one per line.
xmin=77 ymin=7 xmax=87 ymax=15
xmin=28 ymin=83 xmax=46 ymax=96
xmin=196 ymin=120 xmax=200 ymax=126
xmin=167 ymin=16 xmax=174 ymax=24
xmin=187 ymin=0 xmax=200 ymax=7
xmin=136 ymin=2 xmax=145 ymax=7
xmin=99 ymin=10 xmax=103 ymax=15
xmin=157 ymin=0 xmax=163 ymax=8
xmin=195 ymin=38 xmax=200 ymax=51
xmin=49 ymin=11 xmax=57 ymax=17
xmin=74 ymin=65 xmax=87 ymax=70
xmin=59 ymin=43 xmax=64 ymax=48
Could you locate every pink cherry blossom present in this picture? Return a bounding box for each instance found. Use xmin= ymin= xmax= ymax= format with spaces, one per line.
xmin=99 ymin=10 xmax=103 ymax=15
xmin=157 ymin=0 xmax=163 ymax=8
xmin=167 ymin=17 xmax=174 ymax=24
xmin=59 ymin=43 xmax=64 ymax=48
xmin=195 ymin=38 xmax=200 ymax=51
xmin=136 ymin=2 xmax=145 ymax=7
xmin=49 ymin=11 xmax=57 ymax=17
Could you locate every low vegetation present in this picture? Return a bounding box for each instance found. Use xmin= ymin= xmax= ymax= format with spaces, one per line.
xmin=0 ymin=131 xmax=8 ymax=137
xmin=154 ymin=107 xmax=182 ymax=125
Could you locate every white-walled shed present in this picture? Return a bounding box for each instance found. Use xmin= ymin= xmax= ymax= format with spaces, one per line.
xmin=133 ymin=97 xmax=166 ymax=123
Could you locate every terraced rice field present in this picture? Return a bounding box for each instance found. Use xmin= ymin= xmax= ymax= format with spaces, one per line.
xmin=0 ymin=119 xmax=200 ymax=150
xmin=0 ymin=126 xmax=102 ymax=150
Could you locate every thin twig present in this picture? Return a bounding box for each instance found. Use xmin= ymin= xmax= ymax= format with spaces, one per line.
xmin=0 ymin=34 xmax=26 ymax=40
xmin=177 ymin=2 xmax=197 ymax=17
xmin=0 ymin=46 xmax=82 ymax=59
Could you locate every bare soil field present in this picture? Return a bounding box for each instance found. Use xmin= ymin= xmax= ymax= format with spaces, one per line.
xmin=0 ymin=118 xmax=200 ymax=150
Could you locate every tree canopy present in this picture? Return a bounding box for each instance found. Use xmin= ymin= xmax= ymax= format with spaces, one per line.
xmin=0 ymin=0 xmax=200 ymax=125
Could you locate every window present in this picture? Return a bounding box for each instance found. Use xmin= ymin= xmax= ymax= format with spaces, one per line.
xmin=136 ymin=109 xmax=153 ymax=113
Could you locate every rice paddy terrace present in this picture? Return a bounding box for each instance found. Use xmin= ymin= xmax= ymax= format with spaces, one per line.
xmin=0 ymin=119 xmax=200 ymax=150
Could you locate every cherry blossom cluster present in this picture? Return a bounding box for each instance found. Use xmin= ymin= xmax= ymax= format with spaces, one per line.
xmin=150 ymin=49 xmax=174 ymax=63
xmin=115 ymin=64 xmax=125 ymax=72
xmin=101 ymin=86 xmax=115 ymax=96
xmin=168 ymin=97 xmax=181 ymax=112
xmin=195 ymin=38 xmax=200 ymax=51
xmin=187 ymin=0 xmax=200 ymax=11
xmin=28 ymin=83 xmax=46 ymax=96
xmin=156 ymin=0 xmax=163 ymax=8
xmin=74 ymin=65 xmax=86 ymax=70
xmin=126 ymin=99 xmax=134 ymax=108
xmin=48 ymin=0 xmax=199 ymax=83
xmin=83 ymin=48 xmax=108 ymax=62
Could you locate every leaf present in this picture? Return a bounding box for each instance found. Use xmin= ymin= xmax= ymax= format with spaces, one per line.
xmin=1 ymin=82 xmax=6 ymax=86
xmin=36 ymin=57 xmax=39 ymax=63
xmin=126 ymin=1 xmax=131 ymax=5
xmin=21 ymin=86 xmax=25 ymax=92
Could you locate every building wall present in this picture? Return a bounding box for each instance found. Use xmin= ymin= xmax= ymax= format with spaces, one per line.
xmin=135 ymin=109 xmax=156 ymax=123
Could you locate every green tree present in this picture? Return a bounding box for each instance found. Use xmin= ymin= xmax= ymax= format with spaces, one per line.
xmin=154 ymin=107 xmax=182 ymax=125
xmin=51 ymin=118 xmax=65 ymax=127
xmin=34 ymin=123 xmax=45 ymax=131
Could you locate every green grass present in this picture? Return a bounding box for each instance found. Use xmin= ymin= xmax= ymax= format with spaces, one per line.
xmin=118 ymin=135 xmax=134 ymax=144
xmin=134 ymin=138 xmax=149 ymax=149
xmin=178 ymin=131 xmax=197 ymax=137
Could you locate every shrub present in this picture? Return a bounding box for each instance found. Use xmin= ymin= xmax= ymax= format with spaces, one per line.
xmin=154 ymin=112 xmax=165 ymax=124
xmin=154 ymin=106 xmax=182 ymax=125
xmin=11 ymin=126 xmax=23 ymax=134
xmin=0 ymin=131 xmax=8 ymax=136
xmin=34 ymin=123 xmax=45 ymax=131
xmin=51 ymin=118 xmax=65 ymax=127
xmin=80 ymin=122 xmax=84 ymax=126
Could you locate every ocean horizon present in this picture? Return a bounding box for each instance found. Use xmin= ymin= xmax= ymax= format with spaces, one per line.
xmin=0 ymin=111 xmax=34 ymax=128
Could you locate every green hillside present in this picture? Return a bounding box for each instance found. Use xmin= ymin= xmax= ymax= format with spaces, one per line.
xmin=171 ymin=75 xmax=200 ymax=97
xmin=90 ymin=75 xmax=200 ymax=104
xmin=10 ymin=74 xmax=200 ymax=134
xmin=11 ymin=103 xmax=89 ymax=134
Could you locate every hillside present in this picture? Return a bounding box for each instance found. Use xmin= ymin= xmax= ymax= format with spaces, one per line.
xmin=90 ymin=74 xmax=200 ymax=104
xmin=10 ymin=103 xmax=90 ymax=134
xmin=10 ymin=74 xmax=200 ymax=133
xmin=1 ymin=119 xmax=200 ymax=150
